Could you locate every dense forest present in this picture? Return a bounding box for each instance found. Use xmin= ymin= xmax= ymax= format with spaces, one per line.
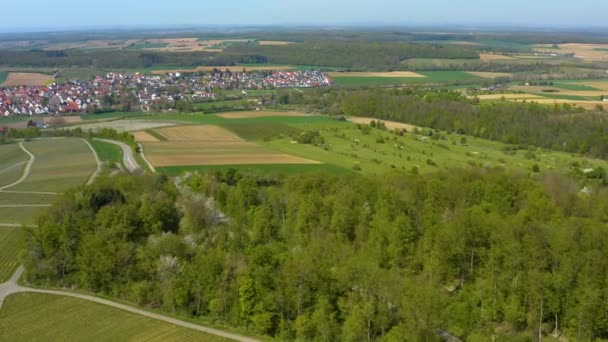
xmin=0 ymin=41 xmax=478 ymax=70
xmin=24 ymin=170 xmax=608 ymax=340
xmin=279 ymin=88 xmax=608 ymax=159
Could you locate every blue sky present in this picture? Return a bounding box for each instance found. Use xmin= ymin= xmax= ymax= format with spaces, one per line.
xmin=1 ymin=0 xmax=606 ymax=31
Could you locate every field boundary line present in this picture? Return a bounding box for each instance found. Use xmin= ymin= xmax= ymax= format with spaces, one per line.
xmin=0 ymin=190 xmax=58 ymax=195
xmin=0 ymin=204 xmax=52 ymax=208
xmin=82 ymin=138 xmax=102 ymax=185
xmin=0 ymin=143 xmax=35 ymax=191
xmin=0 ymin=161 xmax=27 ymax=175
xmin=138 ymin=143 xmax=157 ymax=173
xmin=0 ymin=267 xmax=259 ymax=342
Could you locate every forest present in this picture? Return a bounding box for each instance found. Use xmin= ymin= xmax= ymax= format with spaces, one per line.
xmin=23 ymin=169 xmax=608 ymax=340
xmin=279 ymin=87 xmax=608 ymax=159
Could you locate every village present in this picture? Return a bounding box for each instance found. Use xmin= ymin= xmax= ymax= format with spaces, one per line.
xmin=0 ymin=69 xmax=333 ymax=116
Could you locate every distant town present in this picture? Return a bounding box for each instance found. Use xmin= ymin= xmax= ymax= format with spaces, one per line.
xmin=0 ymin=70 xmax=333 ymax=117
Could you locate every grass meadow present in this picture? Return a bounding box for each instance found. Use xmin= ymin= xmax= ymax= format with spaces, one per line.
xmin=89 ymin=139 xmax=123 ymax=165
xmin=0 ymin=227 xmax=22 ymax=282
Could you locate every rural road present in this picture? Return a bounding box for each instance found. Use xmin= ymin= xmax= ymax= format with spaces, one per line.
xmin=0 ymin=143 xmax=34 ymax=191
xmin=138 ymin=142 xmax=156 ymax=173
xmin=93 ymin=138 xmax=141 ymax=173
xmin=83 ymin=139 xmax=102 ymax=185
xmin=0 ymin=267 xmax=259 ymax=342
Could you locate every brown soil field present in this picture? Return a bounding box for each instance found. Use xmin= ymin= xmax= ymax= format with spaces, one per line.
xmin=144 ymin=141 xmax=320 ymax=166
xmin=555 ymin=44 xmax=608 ymax=60
xmin=2 ymin=73 xmax=53 ymax=86
xmin=216 ymin=111 xmax=309 ymax=119
xmin=467 ymin=72 xmax=513 ymax=79
xmin=155 ymin=125 xmax=243 ymax=142
xmin=151 ymin=65 xmax=294 ymax=74
xmin=349 ymin=117 xmax=420 ymax=132
xmin=328 ymin=71 xmax=425 ymax=78
xmin=479 ymin=53 xmax=515 ymax=60
xmin=258 ymin=41 xmax=294 ymax=46
xmin=132 ymin=131 xmax=159 ymax=142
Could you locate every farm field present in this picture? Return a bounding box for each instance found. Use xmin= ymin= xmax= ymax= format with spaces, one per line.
xmin=151 ymin=65 xmax=294 ymax=74
xmin=9 ymin=139 xmax=97 ymax=193
xmin=216 ymin=111 xmax=310 ymax=119
xmin=68 ymin=120 xmax=175 ymax=132
xmin=466 ymin=71 xmax=512 ymax=78
xmin=0 ymin=293 xmax=230 ymax=342
xmin=0 ymin=227 xmax=21 ymax=282
xmin=0 ymin=144 xmax=29 ymax=188
xmin=331 ymin=71 xmax=484 ymax=86
xmin=1 ymin=72 xmax=53 ymax=86
xmin=0 ymin=207 xmax=42 ymax=225
xmin=142 ymin=125 xmax=319 ymax=167
xmin=327 ymin=71 xmax=425 ymax=78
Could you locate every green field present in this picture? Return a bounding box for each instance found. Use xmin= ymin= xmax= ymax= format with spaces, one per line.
xmin=127 ymin=42 xmax=169 ymax=49
xmin=10 ymin=139 xmax=97 ymax=193
xmin=0 ymin=144 xmax=28 ymax=188
xmin=0 ymin=71 xmax=8 ymax=84
xmin=81 ymin=111 xmax=154 ymax=121
xmin=0 ymin=192 xmax=56 ymax=205
xmin=0 ymin=293 xmax=230 ymax=342
xmin=0 ymin=227 xmax=21 ymax=282
xmin=89 ymin=139 xmax=123 ymax=165
xmin=260 ymin=120 xmax=608 ymax=176
xmin=332 ymin=71 xmax=484 ymax=87
xmin=159 ymin=163 xmax=349 ymax=176
xmin=551 ymin=82 xmax=602 ymax=91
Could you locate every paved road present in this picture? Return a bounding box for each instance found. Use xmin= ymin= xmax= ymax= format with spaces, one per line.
xmin=93 ymin=138 xmax=141 ymax=173
xmin=82 ymin=138 xmax=102 ymax=185
xmin=0 ymin=143 xmax=34 ymax=191
xmin=0 ymin=267 xmax=258 ymax=342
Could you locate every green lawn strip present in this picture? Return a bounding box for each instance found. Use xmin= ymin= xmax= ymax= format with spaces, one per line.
xmin=0 ymin=293 xmax=231 ymax=342
xmin=145 ymin=129 xmax=168 ymax=141
xmin=0 ymin=116 xmax=29 ymax=125
xmin=89 ymin=139 xmax=123 ymax=164
xmin=0 ymin=227 xmax=21 ymax=282
xmin=0 ymin=71 xmax=8 ymax=84
xmin=532 ymin=93 xmax=601 ymax=101
xmin=158 ymin=163 xmax=350 ymax=176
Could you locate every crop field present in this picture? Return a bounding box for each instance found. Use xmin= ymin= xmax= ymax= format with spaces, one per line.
xmin=144 ymin=125 xmax=319 ymax=167
xmin=332 ymin=71 xmax=484 ymax=86
xmin=0 ymin=227 xmax=22 ymax=282
xmin=159 ymin=163 xmax=349 ymax=176
xmin=257 ymin=40 xmax=294 ymax=46
xmin=466 ymin=71 xmax=513 ymax=78
xmin=475 ymin=94 xmax=547 ymax=100
xmin=553 ymin=43 xmax=608 ymax=60
xmin=479 ymin=53 xmax=515 ymax=60
xmin=9 ymin=139 xmax=97 ymax=193
xmin=0 ymin=144 xmax=28 ymax=188
xmin=132 ymin=130 xmax=160 ymax=142
xmin=0 ymin=207 xmax=42 ymax=225
xmin=348 ymin=117 xmax=420 ymax=132
xmin=0 ymin=293 xmax=230 ymax=342
xmin=151 ymin=65 xmax=294 ymax=74
xmin=261 ymin=120 xmax=608 ymax=175
xmin=68 ymin=120 xmax=175 ymax=133
xmin=1 ymin=72 xmax=53 ymax=86
xmin=328 ymin=71 xmax=425 ymax=78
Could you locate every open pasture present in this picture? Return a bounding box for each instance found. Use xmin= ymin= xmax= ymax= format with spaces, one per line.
xmin=0 ymin=227 xmax=22 ymax=282
xmin=467 ymin=71 xmax=513 ymax=79
xmin=479 ymin=53 xmax=515 ymax=60
xmin=9 ymin=139 xmax=97 ymax=193
xmin=1 ymin=72 xmax=52 ymax=86
xmin=0 ymin=293 xmax=230 ymax=342
xmin=327 ymin=71 xmax=425 ymax=78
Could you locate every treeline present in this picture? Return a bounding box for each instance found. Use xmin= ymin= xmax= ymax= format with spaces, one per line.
xmin=279 ymin=88 xmax=608 ymax=159
xmin=24 ymin=170 xmax=608 ymax=340
xmin=226 ymin=42 xmax=479 ymax=69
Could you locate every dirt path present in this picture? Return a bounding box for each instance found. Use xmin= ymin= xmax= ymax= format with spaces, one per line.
xmin=0 ymin=267 xmax=258 ymax=342
xmin=82 ymin=139 xmax=102 ymax=185
xmin=93 ymin=138 xmax=141 ymax=173
xmin=137 ymin=143 xmax=157 ymax=173
xmin=0 ymin=143 xmax=34 ymax=191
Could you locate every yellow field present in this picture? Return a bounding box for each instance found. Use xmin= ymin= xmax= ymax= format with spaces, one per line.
xmin=349 ymin=117 xmax=420 ymax=132
xmin=509 ymin=85 xmax=608 ymax=97
xmin=328 ymin=71 xmax=425 ymax=78
xmin=132 ymin=131 xmax=159 ymax=142
xmin=258 ymin=41 xmax=293 ymax=46
xmin=479 ymin=53 xmax=514 ymax=60
xmin=216 ymin=111 xmax=309 ymax=119
xmin=155 ymin=125 xmax=243 ymax=142
xmin=553 ymin=43 xmax=608 ymax=60
xmin=144 ymin=125 xmax=320 ymax=167
xmin=2 ymin=73 xmax=53 ymax=86
xmin=467 ymin=72 xmax=513 ymax=79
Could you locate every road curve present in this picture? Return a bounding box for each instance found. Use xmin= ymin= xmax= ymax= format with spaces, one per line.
xmin=0 ymin=267 xmax=258 ymax=342
xmin=0 ymin=143 xmax=35 ymax=191
xmin=93 ymin=138 xmax=141 ymax=173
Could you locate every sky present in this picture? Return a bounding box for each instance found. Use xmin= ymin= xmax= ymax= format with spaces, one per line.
xmin=1 ymin=0 xmax=607 ymax=32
